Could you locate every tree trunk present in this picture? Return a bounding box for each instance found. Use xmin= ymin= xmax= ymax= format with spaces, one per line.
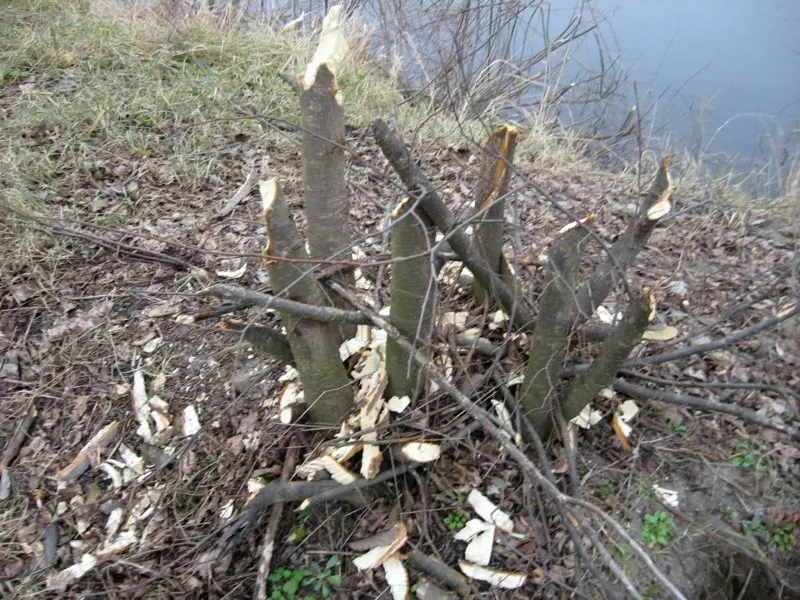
xmin=560 ymin=294 xmax=650 ymax=422
xmin=300 ymin=63 xmax=355 ymax=340
xmin=385 ymin=197 xmax=437 ymax=400
xmin=518 ymin=226 xmax=583 ymax=439
xmin=473 ymin=126 xmax=517 ymax=304
xmin=373 ymin=119 xmax=536 ymax=330
xmin=260 ymin=178 xmax=354 ymax=426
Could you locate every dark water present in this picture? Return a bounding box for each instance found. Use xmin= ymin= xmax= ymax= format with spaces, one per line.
xmin=268 ymin=0 xmax=799 ymax=186
xmin=597 ymin=0 xmax=799 ymax=167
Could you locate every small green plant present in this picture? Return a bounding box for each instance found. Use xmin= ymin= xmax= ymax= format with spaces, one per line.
xmin=268 ymin=567 xmax=307 ymax=600
xmin=642 ymin=511 xmax=673 ymax=548
xmin=596 ymin=478 xmax=617 ymax=501
xmin=637 ymin=478 xmax=655 ymax=500
xmin=379 ymin=485 xmax=402 ymax=506
xmin=773 ymin=523 xmax=797 ymax=552
xmin=667 ymin=420 xmax=688 ymax=437
xmin=716 ymin=505 xmax=734 ymax=522
xmin=444 ymin=509 xmax=467 ymax=532
xmin=267 ymin=556 xmax=341 ymax=600
xmin=287 ymin=508 xmax=315 ymax=543
xmin=643 ymin=583 xmax=662 ymax=599
xmin=1 ymin=67 xmax=26 ymax=82
xmin=730 ymin=441 xmax=764 ymax=471
xmin=742 ymin=516 xmax=769 ymax=542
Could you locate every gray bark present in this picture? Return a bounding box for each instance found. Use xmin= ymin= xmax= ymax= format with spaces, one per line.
xmin=518 ymin=227 xmax=583 ymax=439
xmin=385 ymin=198 xmax=436 ymax=400
xmin=473 ymin=126 xmax=517 ymax=304
xmin=262 ymin=179 xmax=353 ymax=425
xmin=561 ymin=294 xmax=650 ymax=423
xmin=300 ymin=63 xmax=355 ymax=340
xmin=574 ymin=157 xmax=672 ymax=320
xmin=373 ymin=119 xmax=536 ymax=330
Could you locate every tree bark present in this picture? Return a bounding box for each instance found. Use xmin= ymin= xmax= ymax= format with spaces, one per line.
xmin=260 ymin=178 xmax=353 ymax=425
xmin=561 ymin=294 xmax=650 ymax=423
xmin=385 ymin=197 xmax=437 ymax=400
xmin=574 ymin=157 xmax=672 ymax=320
xmin=473 ymin=126 xmax=517 ymax=304
xmin=518 ymin=226 xmax=583 ymax=439
xmin=300 ymin=63 xmax=355 ymax=340
xmin=373 ymin=119 xmax=536 ymax=330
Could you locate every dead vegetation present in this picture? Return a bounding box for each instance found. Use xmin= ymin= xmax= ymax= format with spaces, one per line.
xmin=1 ymin=2 xmax=799 ymax=599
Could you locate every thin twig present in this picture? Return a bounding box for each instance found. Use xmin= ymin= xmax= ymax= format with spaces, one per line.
xmin=212 ymin=165 xmax=261 ymax=222
xmin=612 ymin=379 xmax=800 ymax=441
xmin=625 ymin=305 xmax=799 ymax=368
xmin=0 ymin=400 xmax=38 ymax=468
xmin=618 ymin=369 xmax=798 ymax=402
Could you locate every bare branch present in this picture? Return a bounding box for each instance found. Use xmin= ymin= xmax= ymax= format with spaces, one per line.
xmin=574 ymin=157 xmax=673 ymax=320
xmin=612 ymin=379 xmax=800 ymax=441
xmin=625 ymin=304 xmax=799 ymax=368
xmin=372 ymin=119 xmax=536 ymax=330
xmin=198 ymin=284 xmax=369 ymax=326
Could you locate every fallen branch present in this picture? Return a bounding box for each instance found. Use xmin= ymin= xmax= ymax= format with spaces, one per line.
xmin=405 ymin=550 xmax=472 ymax=598
xmin=254 ymin=440 xmax=299 ymax=600
xmin=218 ymin=480 xmax=350 ymax=555
xmin=618 ymin=369 xmax=798 ymax=402
xmin=198 ymin=284 xmax=369 ymax=326
xmin=612 ymin=379 xmax=800 ymax=441
xmin=625 ymin=304 xmax=799 ymax=368
xmin=33 ymin=221 xmax=192 ymax=269
xmin=302 ymin=463 xmax=413 ymax=508
xmin=0 ymin=400 xmax=37 ymax=469
xmin=211 ymin=165 xmax=260 ymax=222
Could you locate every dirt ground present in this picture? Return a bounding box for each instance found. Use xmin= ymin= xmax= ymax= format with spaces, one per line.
xmin=2 ymin=67 xmax=800 ymax=599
